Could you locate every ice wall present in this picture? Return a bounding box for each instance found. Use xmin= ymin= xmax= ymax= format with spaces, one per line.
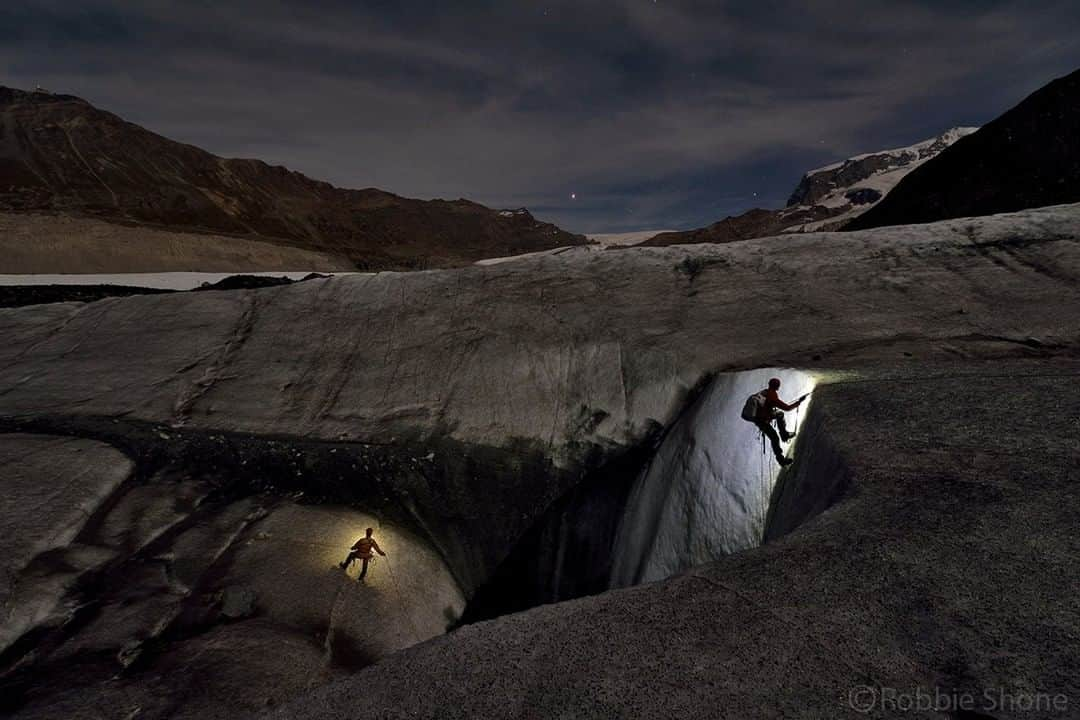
xmin=609 ymin=368 xmax=815 ymax=587
xmin=764 ymin=397 xmax=851 ymax=543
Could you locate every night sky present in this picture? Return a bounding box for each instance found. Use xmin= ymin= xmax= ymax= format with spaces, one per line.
xmin=3 ymin=1 xmax=1079 ymax=233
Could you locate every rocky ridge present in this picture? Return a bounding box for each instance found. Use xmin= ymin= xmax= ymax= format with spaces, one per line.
xmin=0 ymin=87 xmax=585 ymax=270
xmin=644 ymin=127 xmax=977 ymax=246
xmin=848 ymin=67 xmax=1080 ymax=230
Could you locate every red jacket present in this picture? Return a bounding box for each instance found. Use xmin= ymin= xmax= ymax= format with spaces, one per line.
xmin=351 ymin=537 xmax=385 ymax=559
xmin=764 ymin=388 xmax=798 ymax=411
xmin=756 ymin=388 xmax=797 ymax=421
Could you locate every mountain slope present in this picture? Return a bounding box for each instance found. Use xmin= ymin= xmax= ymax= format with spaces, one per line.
xmin=785 ymin=126 xmax=978 ymax=231
xmin=847 ymin=67 xmax=1080 ymax=230
xmin=0 ymin=87 xmax=585 ymax=270
xmin=643 ymin=127 xmax=974 ymax=247
xmin=0 ymin=212 xmax=350 ymax=273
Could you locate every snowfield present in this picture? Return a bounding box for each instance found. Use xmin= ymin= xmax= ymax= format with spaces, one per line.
xmin=587 ymin=229 xmax=675 ymax=246
xmin=0 ymin=271 xmax=361 ymax=291
xmin=804 ymin=126 xmax=979 ymax=176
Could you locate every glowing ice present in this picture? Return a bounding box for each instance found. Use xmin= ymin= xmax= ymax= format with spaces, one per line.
xmin=609 ymin=368 xmax=816 ymax=587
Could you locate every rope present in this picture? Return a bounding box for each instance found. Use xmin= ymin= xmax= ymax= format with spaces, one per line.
xmin=254 ymin=532 xmax=426 ymax=642
xmin=759 ymin=428 xmax=768 ymax=539
xmin=383 ymin=555 xmax=424 ymax=641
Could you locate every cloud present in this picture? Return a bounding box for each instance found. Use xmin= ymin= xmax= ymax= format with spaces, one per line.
xmin=2 ymin=0 xmax=1078 ymax=232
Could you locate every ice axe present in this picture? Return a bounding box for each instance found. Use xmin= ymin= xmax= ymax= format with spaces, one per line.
xmin=794 ymin=392 xmax=811 ymax=433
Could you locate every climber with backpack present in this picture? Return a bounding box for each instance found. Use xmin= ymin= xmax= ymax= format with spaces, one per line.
xmin=741 ymin=378 xmax=809 ymax=467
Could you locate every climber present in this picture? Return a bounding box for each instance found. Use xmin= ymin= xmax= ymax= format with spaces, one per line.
xmin=339 ymin=528 xmax=387 ymax=583
xmin=741 ymin=378 xmax=808 ymax=467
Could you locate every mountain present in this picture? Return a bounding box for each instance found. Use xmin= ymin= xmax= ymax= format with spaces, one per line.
xmin=0 ymin=87 xmax=585 ymax=270
xmin=785 ymin=126 xmax=979 ymax=228
xmin=641 ymin=205 xmax=835 ymax=246
xmin=586 ymin=229 xmax=677 ymax=247
xmin=847 ymin=67 xmax=1080 ymax=231
xmin=642 ymin=127 xmax=976 ymax=246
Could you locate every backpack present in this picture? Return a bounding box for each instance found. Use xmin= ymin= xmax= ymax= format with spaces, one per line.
xmin=352 ymin=538 xmax=375 ymax=556
xmin=740 ymin=391 xmax=767 ymax=422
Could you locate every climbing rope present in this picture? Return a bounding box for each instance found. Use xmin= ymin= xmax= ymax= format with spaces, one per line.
xmin=342 ymin=547 xmax=424 ymax=642
xmin=383 ymin=554 xmax=424 ymax=641
xmin=759 ymin=428 xmax=768 ymax=539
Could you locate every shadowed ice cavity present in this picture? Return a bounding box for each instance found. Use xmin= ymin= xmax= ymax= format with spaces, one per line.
xmin=609 ymin=368 xmax=815 ymax=587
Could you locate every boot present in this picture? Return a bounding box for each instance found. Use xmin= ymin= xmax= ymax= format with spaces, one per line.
xmin=777 ymin=456 xmax=794 ymax=467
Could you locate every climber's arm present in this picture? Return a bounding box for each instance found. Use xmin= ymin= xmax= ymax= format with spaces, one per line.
xmin=765 ymin=389 xmax=798 ymax=412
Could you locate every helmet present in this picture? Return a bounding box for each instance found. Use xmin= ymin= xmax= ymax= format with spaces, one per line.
xmin=768 ymin=377 xmax=781 ymax=389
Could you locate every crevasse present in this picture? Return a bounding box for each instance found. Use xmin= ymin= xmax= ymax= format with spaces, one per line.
xmin=609 ymin=368 xmax=816 ymax=587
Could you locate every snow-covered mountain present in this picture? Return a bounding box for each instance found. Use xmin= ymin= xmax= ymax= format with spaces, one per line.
xmin=784 ymin=127 xmax=979 ymax=231
xmin=645 ymin=127 xmax=978 ymax=246
xmin=849 ymin=67 xmax=1080 ymax=231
